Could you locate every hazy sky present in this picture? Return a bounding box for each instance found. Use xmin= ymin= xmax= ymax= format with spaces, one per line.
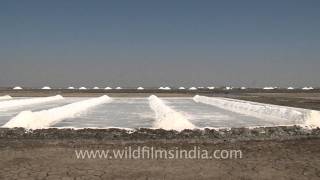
xmin=1 ymin=0 xmax=320 ymax=88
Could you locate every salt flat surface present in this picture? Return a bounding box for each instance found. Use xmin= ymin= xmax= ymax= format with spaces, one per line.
xmin=1 ymin=97 xmax=318 ymax=129
xmin=53 ymin=98 xmax=154 ymax=128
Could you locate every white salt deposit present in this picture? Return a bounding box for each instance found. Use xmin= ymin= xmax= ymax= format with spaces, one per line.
xmin=79 ymin=87 xmax=87 ymax=90
xmin=42 ymin=86 xmax=51 ymax=90
xmin=148 ymin=95 xmax=196 ymax=131
xmin=240 ymin=87 xmax=246 ymax=90
xmin=162 ymin=87 xmax=171 ymax=90
xmin=67 ymin=87 xmax=75 ymax=89
xmin=158 ymin=87 xmax=164 ymax=90
xmin=115 ymin=87 xmax=122 ymax=90
xmin=178 ymin=87 xmax=185 ymax=90
xmin=263 ymin=87 xmax=274 ymax=90
xmin=0 ymin=95 xmax=12 ymax=100
xmin=13 ymin=86 xmax=23 ymax=90
xmin=287 ymin=87 xmax=294 ymax=90
xmin=93 ymin=87 xmax=100 ymax=89
xmin=225 ymin=87 xmax=232 ymax=90
xmin=189 ymin=87 xmax=197 ymax=90
xmin=207 ymin=87 xmax=215 ymax=90
xmin=105 ymin=87 xmax=112 ymax=90
xmin=193 ymin=95 xmax=320 ymax=128
xmin=3 ymin=95 xmax=112 ymax=129
xmin=302 ymin=87 xmax=313 ymax=90
xmin=0 ymin=95 xmax=63 ymax=110
xmin=137 ymin=87 xmax=144 ymax=90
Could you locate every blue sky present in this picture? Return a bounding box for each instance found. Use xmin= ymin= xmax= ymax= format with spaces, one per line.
xmin=1 ymin=0 xmax=320 ymax=87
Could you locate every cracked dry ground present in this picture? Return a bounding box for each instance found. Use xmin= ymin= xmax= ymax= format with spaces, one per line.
xmin=0 ymin=138 xmax=320 ymax=180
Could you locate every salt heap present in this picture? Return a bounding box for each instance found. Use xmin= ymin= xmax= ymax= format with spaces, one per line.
xmin=178 ymin=87 xmax=185 ymax=90
xmin=79 ymin=87 xmax=87 ymax=90
xmin=189 ymin=87 xmax=197 ymax=90
xmin=137 ymin=87 xmax=144 ymax=90
xmin=67 ymin=87 xmax=75 ymax=89
xmin=115 ymin=87 xmax=122 ymax=90
xmin=162 ymin=87 xmax=171 ymax=90
xmin=287 ymin=87 xmax=294 ymax=90
xmin=42 ymin=86 xmax=51 ymax=90
xmin=207 ymin=87 xmax=215 ymax=90
xmin=105 ymin=87 xmax=112 ymax=90
xmin=302 ymin=87 xmax=314 ymax=90
xmin=225 ymin=87 xmax=232 ymax=90
xmin=240 ymin=87 xmax=246 ymax=90
xmin=263 ymin=87 xmax=274 ymax=90
xmin=93 ymin=87 xmax=100 ymax=90
xmin=13 ymin=86 xmax=23 ymax=90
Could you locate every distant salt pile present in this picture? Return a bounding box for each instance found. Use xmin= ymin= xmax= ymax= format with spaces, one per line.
xmin=137 ymin=87 xmax=144 ymax=90
xmin=42 ymin=86 xmax=51 ymax=90
xmin=0 ymin=95 xmax=12 ymax=100
xmin=3 ymin=95 xmax=112 ymax=129
xmin=193 ymin=95 xmax=320 ymax=128
xmin=178 ymin=87 xmax=185 ymax=90
xmin=162 ymin=87 xmax=171 ymax=90
xmin=302 ymin=87 xmax=314 ymax=90
xmin=189 ymin=87 xmax=197 ymax=90
xmin=115 ymin=87 xmax=122 ymax=90
xmin=79 ymin=87 xmax=87 ymax=90
xmin=198 ymin=87 xmax=204 ymax=89
xmin=225 ymin=87 xmax=232 ymax=90
xmin=159 ymin=87 xmax=164 ymax=90
xmin=207 ymin=87 xmax=215 ymax=90
xmin=93 ymin=87 xmax=100 ymax=90
xmin=13 ymin=86 xmax=23 ymax=90
xmin=263 ymin=87 xmax=274 ymax=90
xmin=105 ymin=87 xmax=112 ymax=90
xmin=240 ymin=87 xmax=246 ymax=90
xmin=67 ymin=87 xmax=75 ymax=89
xmin=148 ymin=95 xmax=196 ymax=131
xmin=287 ymin=87 xmax=294 ymax=90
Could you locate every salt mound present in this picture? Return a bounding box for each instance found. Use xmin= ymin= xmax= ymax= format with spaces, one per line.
xmin=79 ymin=87 xmax=87 ymax=90
xmin=13 ymin=86 xmax=23 ymax=90
xmin=148 ymin=95 xmax=196 ymax=131
xmin=302 ymin=87 xmax=313 ymax=90
xmin=193 ymin=95 xmax=320 ymax=128
xmin=207 ymin=87 xmax=215 ymax=90
xmin=178 ymin=87 xmax=185 ymax=90
xmin=158 ymin=87 xmax=164 ymax=90
xmin=105 ymin=87 xmax=112 ymax=90
xmin=225 ymin=87 xmax=232 ymax=90
xmin=93 ymin=87 xmax=100 ymax=89
xmin=287 ymin=87 xmax=294 ymax=90
xmin=162 ymin=87 xmax=171 ymax=90
xmin=115 ymin=87 xmax=122 ymax=90
xmin=3 ymin=95 xmax=112 ymax=129
xmin=240 ymin=87 xmax=246 ymax=90
xmin=0 ymin=95 xmax=63 ymax=110
xmin=0 ymin=95 xmax=12 ymax=100
xmin=189 ymin=87 xmax=197 ymax=90
xmin=42 ymin=86 xmax=51 ymax=90
xmin=137 ymin=87 xmax=144 ymax=90
xmin=263 ymin=87 xmax=274 ymax=90
xmin=67 ymin=87 xmax=75 ymax=89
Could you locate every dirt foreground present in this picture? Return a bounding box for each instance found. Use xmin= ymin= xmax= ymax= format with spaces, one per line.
xmin=0 ymin=127 xmax=320 ymax=180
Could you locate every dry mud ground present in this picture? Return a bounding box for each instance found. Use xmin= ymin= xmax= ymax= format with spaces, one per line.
xmin=0 ymin=127 xmax=320 ymax=180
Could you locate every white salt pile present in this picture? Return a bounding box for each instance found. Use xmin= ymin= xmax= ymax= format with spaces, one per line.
xmin=42 ymin=86 xmax=51 ymax=90
xmin=13 ymin=86 xmax=23 ymax=90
